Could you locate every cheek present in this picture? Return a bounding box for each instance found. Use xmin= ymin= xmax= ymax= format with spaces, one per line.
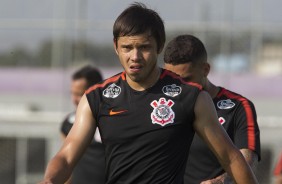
xmin=71 ymin=94 xmax=81 ymax=101
xmin=119 ymin=54 xmax=132 ymax=68
xmin=77 ymin=96 xmax=82 ymax=103
xmin=145 ymin=53 xmax=158 ymax=65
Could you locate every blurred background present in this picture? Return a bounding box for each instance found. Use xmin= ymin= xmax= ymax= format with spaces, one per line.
xmin=0 ymin=0 xmax=281 ymax=183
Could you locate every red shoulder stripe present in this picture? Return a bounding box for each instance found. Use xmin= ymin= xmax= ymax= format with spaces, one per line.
xmin=160 ymin=69 xmax=203 ymax=90
xmin=85 ymin=72 xmax=124 ymax=94
xmin=222 ymin=89 xmax=256 ymax=150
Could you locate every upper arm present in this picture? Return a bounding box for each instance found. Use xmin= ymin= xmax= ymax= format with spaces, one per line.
xmin=234 ymin=100 xmax=261 ymax=160
xmin=193 ymin=91 xmax=238 ymax=165
xmin=235 ymin=101 xmax=260 ymax=170
xmin=57 ymin=94 xmax=97 ymax=167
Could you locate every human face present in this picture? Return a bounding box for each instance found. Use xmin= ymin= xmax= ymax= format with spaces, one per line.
xmin=164 ymin=63 xmax=206 ymax=86
xmin=114 ymin=33 xmax=160 ymax=90
xmin=71 ymin=78 xmax=88 ymax=107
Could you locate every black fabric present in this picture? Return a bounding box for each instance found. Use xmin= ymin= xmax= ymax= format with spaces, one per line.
xmin=86 ymin=68 xmax=202 ymax=184
xmin=184 ymin=87 xmax=261 ymax=184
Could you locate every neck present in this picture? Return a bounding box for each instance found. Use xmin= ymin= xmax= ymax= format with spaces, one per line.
xmin=204 ymin=79 xmax=219 ymax=99
xmin=127 ymin=67 xmax=161 ymax=91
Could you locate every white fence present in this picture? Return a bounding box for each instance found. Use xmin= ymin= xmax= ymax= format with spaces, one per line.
xmin=0 ymin=111 xmax=281 ymax=184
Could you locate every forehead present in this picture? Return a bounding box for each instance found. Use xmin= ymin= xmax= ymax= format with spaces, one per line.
xmin=117 ymin=33 xmax=154 ymax=45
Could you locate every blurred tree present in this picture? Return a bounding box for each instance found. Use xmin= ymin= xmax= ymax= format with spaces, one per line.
xmin=0 ymin=47 xmax=34 ymax=66
xmin=36 ymin=40 xmax=53 ymax=67
xmin=0 ymin=39 xmax=118 ymax=67
xmin=2 ymin=33 xmax=280 ymax=68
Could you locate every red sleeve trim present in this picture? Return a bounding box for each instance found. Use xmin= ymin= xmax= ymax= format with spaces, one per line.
xmin=222 ymin=89 xmax=257 ymax=150
xmin=85 ymin=73 xmax=124 ymax=94
xmin=121 ymin=71 xmax=126 ymax=80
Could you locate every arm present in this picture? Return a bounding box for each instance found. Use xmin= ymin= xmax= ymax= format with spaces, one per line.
xmin=60 ymin=134 xmax=72 ymax=184
xmin=193 ymin=91 xmax=258 ymax=184
xmin=60 ymin=114 xmax=75 ymax=184
xmin=38 ymin=95 xmax=96 ymax=184
xmin=202 ymin=149 xmax=258 ymax=184
xmin=203 ymin=98 xmax=260 ymax=184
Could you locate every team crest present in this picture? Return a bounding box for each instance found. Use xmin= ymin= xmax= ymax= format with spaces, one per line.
xmin=150 ymin=98 xmax=175 ymax=126
xmin=162 ymin=84 xmax=182 ymax=97
xmin=217 ymin=99 xmax=235 ymax=109
xmin=103 ymin=83 xmax=121 ymax=98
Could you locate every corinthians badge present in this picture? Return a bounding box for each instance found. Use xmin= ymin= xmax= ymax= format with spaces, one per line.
xmin=150 ymin=98 xmax=175 ymax=126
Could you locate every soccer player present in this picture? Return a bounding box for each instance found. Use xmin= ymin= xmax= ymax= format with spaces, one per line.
xmin=60 ymin=65 xmax=105 ymax=184
xmin=164 ymin=34 xmax=260 ymax=184
xmin=39 ymin=3 xmax=258 ymax=184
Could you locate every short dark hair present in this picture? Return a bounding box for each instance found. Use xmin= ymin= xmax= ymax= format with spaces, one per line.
xmin=113 ymin=2 xmax=165 ymax=53
xmin=72 ymin=65 xmax=103 ymax=88
xmin=164 ymin=35 xmax=207 ymax=65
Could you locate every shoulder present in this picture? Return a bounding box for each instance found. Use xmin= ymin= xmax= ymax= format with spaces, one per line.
xmin=85 ymin=72 xmax=125 ymax=94
xmin=217 ymin=87 xmax=255 ymax=107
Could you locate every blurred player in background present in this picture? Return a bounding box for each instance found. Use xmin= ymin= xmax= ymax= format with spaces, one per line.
xmin=164 ymin=34 xmax=261 ymax=184
xmin=60 ymin=65 xmax=105 ymax=184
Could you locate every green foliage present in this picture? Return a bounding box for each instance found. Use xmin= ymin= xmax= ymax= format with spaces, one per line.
xmin=0 ymin=47 xmax=34 ymax=66
xmin=0 ymin=38 xmax=118 ymax=67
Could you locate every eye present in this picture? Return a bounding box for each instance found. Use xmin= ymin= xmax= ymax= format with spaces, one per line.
xmin=141 ymin=45 xmax=148 ymax=49
xmin=121 ymin=45 xmax=132 ymax=52
xmin=139 ymin=44 xmax=151 ymax=50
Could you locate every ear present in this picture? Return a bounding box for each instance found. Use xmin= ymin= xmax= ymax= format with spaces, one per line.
xmin=113 ymin=39 xmax=119 ymax=55
xmin=203 ymin=63 xmax=210 ymax=77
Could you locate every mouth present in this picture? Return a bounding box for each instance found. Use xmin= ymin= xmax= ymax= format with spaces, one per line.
xmin=129 ymin=64 xmax=143 ymax=73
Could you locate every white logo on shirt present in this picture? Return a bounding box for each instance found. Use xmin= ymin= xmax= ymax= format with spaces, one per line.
xmin=217 ymin=99 xmax=235 ymax=109
xmin=103 ymin=83 xmax=121 ymax=98
xmin=162 ymin=84 xmax=182 ymax=97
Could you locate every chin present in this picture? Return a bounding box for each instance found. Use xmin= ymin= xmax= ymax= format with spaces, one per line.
xmin=128 ymin=74 xmax=142 ymax=82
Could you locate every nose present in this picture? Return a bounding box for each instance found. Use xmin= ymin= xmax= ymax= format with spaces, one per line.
xmin=131 ymin=48 xmax=141 ymax=61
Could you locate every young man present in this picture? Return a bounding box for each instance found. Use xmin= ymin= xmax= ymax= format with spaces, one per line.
xmin=60 ymin=65 xmax=104 ymax=184
xmin=39 ymin=3 xmax=258 ymax=184
xmin=164 ymin=34 xmax=261 ymax=184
